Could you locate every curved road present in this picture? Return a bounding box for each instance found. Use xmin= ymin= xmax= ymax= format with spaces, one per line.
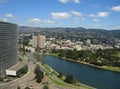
xmin=0 ymin=56 xmax=36 ymax=89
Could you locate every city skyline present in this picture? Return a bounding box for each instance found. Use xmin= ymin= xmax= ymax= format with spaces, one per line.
xmin=0 ymin=0 xmax=120 ymax=29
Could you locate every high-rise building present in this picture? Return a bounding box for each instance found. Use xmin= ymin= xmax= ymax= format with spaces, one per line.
xmin=0 ymin=21 xmax=18 ymax=76
xmin=37 ymin=35 xmax=46 ymax=48
xmin=32 ymin=36 xmax=37 ymax=48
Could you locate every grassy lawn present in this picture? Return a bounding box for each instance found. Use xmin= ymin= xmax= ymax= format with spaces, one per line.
xmin=74 ymin=82 xmax=95 ymax=89
xmin=49 ymin=53 xmax=58 ymax=57
xmin=48 ymin=76 xmax=69 ymax=87
xmin=102 ymin=66 xmax=120 ymax=72
xmin=42 ymin=64 xmax=58 ymax=76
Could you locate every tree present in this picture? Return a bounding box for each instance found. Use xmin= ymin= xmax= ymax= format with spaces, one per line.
xmin=17 ymin=87 xmax=20 ymax=89
xmin=57 ymin=72 xmax=63 ymax=78
xmin=25 ymin=86 xmax=30 ymax=89
xmin=34 ymin=65 xmax=44 ymax=83
xmin=34 ymin=64 xmax=40 ymax=74
xmin=64 ymin=74 xmax=75 ymax=84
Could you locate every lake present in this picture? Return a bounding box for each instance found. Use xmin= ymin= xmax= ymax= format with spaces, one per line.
xmin=40 ymin=55 xmax=120 ymax=89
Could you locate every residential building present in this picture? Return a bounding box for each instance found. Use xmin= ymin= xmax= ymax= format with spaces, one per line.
xmin=32 ymin=36 xmax=37 ymax=48
xmin=37 ymin=35 xmax=46 ymax=48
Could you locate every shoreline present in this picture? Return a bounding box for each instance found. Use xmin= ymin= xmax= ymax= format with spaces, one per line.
xmin=47 ymin=53 xmax=120 ymax=73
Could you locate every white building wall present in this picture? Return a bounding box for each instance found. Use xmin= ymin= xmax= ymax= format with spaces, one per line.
xmin=6 ymin=69 xmax=16 ymax=76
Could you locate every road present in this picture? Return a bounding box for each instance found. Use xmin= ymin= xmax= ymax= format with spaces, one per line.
xmin=0 ymin=53 xmax=83 ymax=89
xmin=0 ymin=55 xmax=36 ymax=89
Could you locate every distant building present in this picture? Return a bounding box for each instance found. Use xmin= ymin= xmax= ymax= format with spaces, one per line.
xmin=0 ymin=21 xmax=18 ymax=76
xmin=37 ymin=35 xmax=46 ymax=48
xmin=32 ymin=36 xmax=37 ymax=48
xmin=86 ymin=39 xmax=91 ymax=45
xmin=32 ymin=35 xmax=46 ymax=48
xmin=25 ymin=46 xmax=35 ymax=53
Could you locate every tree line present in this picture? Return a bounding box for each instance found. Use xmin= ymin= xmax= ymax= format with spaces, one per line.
xmin=51 ymin=49 xmax=120 ymax=67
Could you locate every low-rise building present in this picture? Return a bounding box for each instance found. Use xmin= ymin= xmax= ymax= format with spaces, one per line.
xmin=6 ymin=62 xmax=27 ymax=76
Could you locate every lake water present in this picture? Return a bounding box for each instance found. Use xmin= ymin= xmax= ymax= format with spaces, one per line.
xmin=40 ymin=55 xmax=120 ymax=89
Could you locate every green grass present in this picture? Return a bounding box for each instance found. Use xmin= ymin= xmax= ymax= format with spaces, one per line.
xmin=74 ymin=82 xmax=95 ymax=89
xmin=48 ymin=76 xmax=68 ymax=87
xmin=18 ymin=57 xmax=23 ymax=62
xmin=49 ymin=53 xmax=58 ymax=57
xmin=42 ymin=64 xmax=58 ymax=76
xmin=102 ymin=66 xmax=120 ymax=72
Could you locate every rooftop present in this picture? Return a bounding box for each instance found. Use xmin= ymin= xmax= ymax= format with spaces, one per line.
xmin=7 ymin=62 xmax=26 ymax=71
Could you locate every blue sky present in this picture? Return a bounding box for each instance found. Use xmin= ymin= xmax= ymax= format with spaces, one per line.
xmin=0 ymin=0 xmax=120 ymax=30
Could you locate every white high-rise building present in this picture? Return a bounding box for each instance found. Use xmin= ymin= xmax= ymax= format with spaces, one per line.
xmin=32 ymin=36 xmax=37 ymax=48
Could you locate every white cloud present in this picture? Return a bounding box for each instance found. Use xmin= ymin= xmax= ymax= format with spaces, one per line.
xmin=112 ymin=5 xmax=120 ymax=12
xmin=74 ymin=17 xmax=85 ymax=23
xmin=51 ymin=12 xmax=71 ymax=19
xmin=59 ymin=0 xmax=80 ymax=4
xmin=94 ymin=24 xmax=101 ymax=28
xmin=28 ymin=18 xmax=41 ymax=24
xmin=73 ymin=0 xmax=80 ymax=3
xmin=97 ymin=12 xmax=109 ymax=17
xmin=59 ymin=0 xmax=69 ymax=4
xmin=88 ymin=14 xmax=96 ymax=17
xmin=71 ymin=11 xmax=83 ymax=16
xmin=5 ymin=13 xmax=14 ymax=18
xmin=93 ymin=18 xmax=99 ymax=21
xmin=43 ymin=20 xmax=55 ymax=24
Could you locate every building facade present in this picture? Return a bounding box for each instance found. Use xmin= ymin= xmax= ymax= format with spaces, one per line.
xmin=0 ymin=22 xmax=18 ymax=76
xmin=37 ymin=35 xmax=46 ymax=48
xmin=32 ymin=36 xmax=37 ymax=48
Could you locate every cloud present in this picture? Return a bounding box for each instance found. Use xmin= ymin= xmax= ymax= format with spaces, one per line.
xmin=43 ymin=20 xmax=55 ymax=24
xmin=71 ymin=11 xmax=83 ymax=16
xmin=28 ymin=18 xmax=41 ymax=24
xmin=5 ymin=13 xmax=14 ymax=18
xmin=97 ymin=12 xmax=109 ymax=17
xmin=59 ymin=0 xmax=69 ymax=4
xmin=112 ymin=5 xmax=120 ymax=12
xmin=88 ymin=14 xmax=96 ymax=17
xmin=93 ymin=18 xmax=99 ymax=21
xmin=94 ymin=24 xmax=101 ymax=28
xmin=73 ymin=0 xmax=80 ymax=3
xmin=59 ymin=0 xmax=80 ymax=4
xmin=51 ymin=12 xmax=71 ymax=19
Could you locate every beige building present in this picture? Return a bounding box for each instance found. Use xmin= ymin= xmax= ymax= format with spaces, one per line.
xmin=37 ymin=35 xmax=46 ymax=48
xmin=32 ymin=36 xmax=37 ymax=48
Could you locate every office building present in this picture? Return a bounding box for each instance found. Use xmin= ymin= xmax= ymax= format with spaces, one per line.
xmin=0 ymin=21 xmax=18 ymax=76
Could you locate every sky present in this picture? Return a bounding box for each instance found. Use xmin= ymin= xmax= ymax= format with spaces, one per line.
xmin=0 ymin=0 xmax=120 ymax=30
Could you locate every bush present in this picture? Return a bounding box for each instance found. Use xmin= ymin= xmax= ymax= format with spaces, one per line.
xmin=43 ymin=84 xmax=49 ymax=89
xmin=64 ymin=74 xmax=75 ymax=84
